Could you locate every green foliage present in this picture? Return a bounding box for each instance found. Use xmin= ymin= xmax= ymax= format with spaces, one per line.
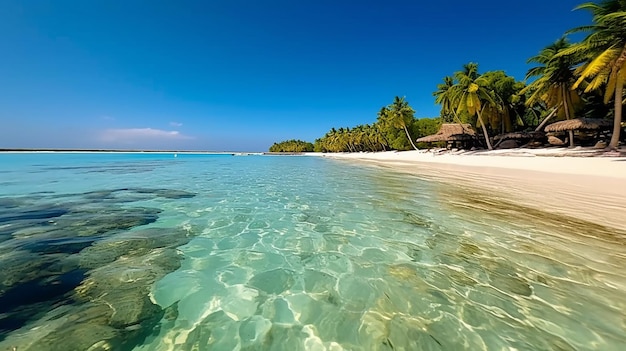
xmin=582 ymin=90 xmax=614 ymax=119
xmin=481 ymin=70 xmax=527 ymax=133
xmin=432 ymin=63 xmax=528 ymax=149
xmin=433 ymin=76 xmax=456 ymax=122
xmin=412 ymin=118 xmax=443 ymax=148
xmin=522 ymin=37 xmax=582 ymax=123
xmin=311 ymin=102 xmax=440 ymax=153
xmin=434 ymin=63 xmax=529 ymax=137
xmin=314 ymin=124 xmax=393 ymax=153
xmin=268 ymin=139 xmax=314 ymax=152
xmin=558 ymin=0 xmax=626 ymax=149
xmin=378 ymin=97 xmax=420 ymax=150
xmin=412 ymin=118 xmax=441 ymax=138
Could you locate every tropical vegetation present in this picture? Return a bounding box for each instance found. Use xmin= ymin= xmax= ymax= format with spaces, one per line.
xmin=432 ymin=63 xmax=527 ymax=150
xmin=562 ymin=0 xmax=626 ymax=150
xmin=522 ymin=37 xmax=583 ymax=147
xmin=269 ymin=0 xmax=625 ymax=152
xmin=268 ymin=139 xmax=314 ymax=152
xmin=377 ymin=97 xmax=420 ymax=150
xmin=312 ymin=113 xmax=440 ymax=153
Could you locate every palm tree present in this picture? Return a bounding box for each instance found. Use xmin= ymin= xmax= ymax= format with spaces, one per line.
xmin=433 ymin=76 xmax=457 ymax=123
xmin=481 ymin=70 xmax=527 ymax=134
xmin=379 ymin=98 xmax=419 ymax=150
xmin=560 ymin=0 xmax=626 ymax=150
xmin=372 ymin=121 xmax=390 ymax=151
xmin=433 ymin=75 xmax=476 ymax=138
xmin=522 ymin=38 xmax=583 ymax=147
xmin=451 ymin=63 xmax=496 ymax=150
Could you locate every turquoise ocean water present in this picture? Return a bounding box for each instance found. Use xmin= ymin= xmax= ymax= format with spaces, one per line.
xmin=0 ymin=152 xmax=624 ymax=350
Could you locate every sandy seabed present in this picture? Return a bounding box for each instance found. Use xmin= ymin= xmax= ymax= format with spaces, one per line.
xmin=311 ymin=148 xmax=626 ymax=231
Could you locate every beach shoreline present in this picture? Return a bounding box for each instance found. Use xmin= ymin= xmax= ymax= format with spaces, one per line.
xmin=312 ymin=148 xmax=626 ymax=231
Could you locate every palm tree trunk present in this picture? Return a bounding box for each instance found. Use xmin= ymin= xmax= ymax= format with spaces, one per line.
xmin=562 ymin=88 xmax=575 ymax=148
xmin=403 ymin=126 xmax=418 ymax=150
xmin=567 ymin=131 xmax=575 ymax=148
xmin=379 ymin=133 xmax=389 ymax=151
xmin=608 ymin=73 xmax=624 ymax=150
xmin=535 ymin=104 xmax=561 ymax=132
xmin=476 ymin=110 xmax=493 ymax=150
xmin=452 ymin=110 xmax=472 ymax=133
xmin=607 ymin=47 xmax=626 ymax=150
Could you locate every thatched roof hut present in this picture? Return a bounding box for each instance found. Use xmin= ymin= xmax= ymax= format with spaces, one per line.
xmin=416 ymin=124 xmax=476 ymax=143
xmin=544 ymin=118 xmax=612 ymax=132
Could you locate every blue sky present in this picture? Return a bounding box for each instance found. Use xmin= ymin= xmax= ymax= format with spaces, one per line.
xmin=0 ymin=0 xmax=591 ymax=151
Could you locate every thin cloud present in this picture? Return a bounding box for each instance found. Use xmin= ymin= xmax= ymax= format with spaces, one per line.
xmin=99 ymin=128 xmax=194 ymax=143
xmin=170 ymin=121 xmax=183 ymax=127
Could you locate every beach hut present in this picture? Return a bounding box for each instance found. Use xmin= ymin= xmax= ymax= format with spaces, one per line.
xmin=544 ymin=118 xmax=612 ymax=132
xmin=416 ymin=123 xmax=477 ymax=149
xmin=544 ymin=118 xmax=612 ymax=146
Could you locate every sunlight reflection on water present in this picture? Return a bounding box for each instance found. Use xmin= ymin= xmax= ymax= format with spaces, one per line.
xmin=140 ymin=159 xmax=626 ymax=351
xmin=0 ymin=154 xmax=624 ymax=350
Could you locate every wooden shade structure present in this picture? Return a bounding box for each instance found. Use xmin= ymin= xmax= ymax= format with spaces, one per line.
xmin=544 ymin=118 xmax=612 ymax=132
xmin=416 ymin=124 xmax=477 ymax=143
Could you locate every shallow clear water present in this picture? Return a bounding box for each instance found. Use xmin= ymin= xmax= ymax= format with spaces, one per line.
xmin=0 ymin=153 xmax=625 ymax=351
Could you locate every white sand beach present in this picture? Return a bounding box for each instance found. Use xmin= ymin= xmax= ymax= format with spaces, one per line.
xmin=315 ymin=148 xmax=626 ymax=230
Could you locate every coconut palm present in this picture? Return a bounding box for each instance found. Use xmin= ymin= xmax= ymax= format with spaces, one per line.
xmin=560 ymin=0 xmax=626 ymax=150
xmin=482 ymin=70 xmax=527 ymax=134
xmin=433 ymin=75 xmax=478 ymax=139
xmin=522 ymin=37 xmax=583 ymax=147
xmin=379 ymin=97 xmax=419 ymax=150
xmin=372 ymin=123 xmax=389 ymax=151
xmin=371 ymin=120 xmax=390 ymax=151
xmin=433 ymin=76 xmax=457 ymax=123
xmin=451 ymin=63 xmax=496 ymax=150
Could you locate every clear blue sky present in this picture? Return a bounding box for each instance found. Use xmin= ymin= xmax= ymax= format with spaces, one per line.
xmin=0 ymin=0 xmax=590 ymax=151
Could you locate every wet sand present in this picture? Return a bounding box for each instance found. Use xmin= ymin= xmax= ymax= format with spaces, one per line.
xmin=315 ymin=149 xmax=626 ymax=231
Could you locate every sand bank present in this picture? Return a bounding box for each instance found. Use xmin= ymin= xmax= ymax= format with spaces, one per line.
xmin=315 ymin=148 xmax=626 ymax=231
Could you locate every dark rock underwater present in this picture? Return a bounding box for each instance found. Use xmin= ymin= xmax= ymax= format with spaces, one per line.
xmin=0 ymin=187 xmax=197 ymax=350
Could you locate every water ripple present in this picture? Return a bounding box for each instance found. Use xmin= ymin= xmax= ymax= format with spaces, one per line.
xmin=0 ymin=154 xmax=624 ymax=350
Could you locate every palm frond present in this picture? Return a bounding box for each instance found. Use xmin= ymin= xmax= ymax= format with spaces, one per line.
xmin=602 ymin=11 xmax=626 ymax=22
xmin=585 ymin=69 xmax=610 ymax=92
xmin=573 ymin=2 xmax=601 ymax=12
xmin=557 ymin=43 xmax=590 ymax=57
xmin=604 ymin=70 xmax=618 ymax=102
xmin=566 ymin=25 xmax=599 ymax=34
xmin=525 ymin=66 xmax=546 ymax=80
xmin=574 ymin=48 xmax=620 ymax=87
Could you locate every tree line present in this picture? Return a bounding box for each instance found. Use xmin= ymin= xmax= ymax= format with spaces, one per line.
xmin=268 ymin=139 xmax=315 ymax=153
xmin=270 ymin=0 xmax=626 ymax=152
